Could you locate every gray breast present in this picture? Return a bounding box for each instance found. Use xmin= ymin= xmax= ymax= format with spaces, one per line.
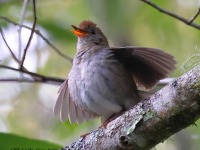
xmin=69 ymin=48 xmax=137 ymax=117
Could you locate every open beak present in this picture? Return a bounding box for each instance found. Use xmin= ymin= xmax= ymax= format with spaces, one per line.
xmin=71 ymin=25 xmax=88 ymax=37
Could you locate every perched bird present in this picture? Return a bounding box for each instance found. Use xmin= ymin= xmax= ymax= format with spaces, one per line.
xmin=54 ymin=20 xmax=176 ymax=124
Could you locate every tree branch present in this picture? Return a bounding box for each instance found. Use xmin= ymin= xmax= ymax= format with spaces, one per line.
xmin=0 ymin=16 xmax=73 ymax=63
xmin=64 ymin=65 xmax=200 ymax=150
xmin=139 ymin=0 xmax=200 ymax=30
xmin=19 ymin=0 xmax=37 ymax=69
xmin=18 ymin=0 xmax=30 ymax=63
xmin=0 ymin=65 xmax=64 ymax=85
xmin=189 ymin=8 xmax=200 ymax=24
xmin=0 ymin=26 xmax=28 ymax=71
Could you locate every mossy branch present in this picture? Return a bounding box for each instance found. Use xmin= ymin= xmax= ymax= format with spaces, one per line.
xmin=65 ymin=65 xmax=200 ymax=150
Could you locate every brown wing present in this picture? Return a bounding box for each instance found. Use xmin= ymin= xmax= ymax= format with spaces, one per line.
xmin=109 ymin=47 xmax=176 ymax=89
xmin=53 ymin=79 xmax=97 ymax=124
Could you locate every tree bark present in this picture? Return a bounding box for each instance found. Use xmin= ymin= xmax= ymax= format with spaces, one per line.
xmin=64 ymin=65 xmax=200 ymax=150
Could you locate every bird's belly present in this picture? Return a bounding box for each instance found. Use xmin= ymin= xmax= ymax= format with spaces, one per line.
xmin=79 ymin=62 xmax=136 ymax=116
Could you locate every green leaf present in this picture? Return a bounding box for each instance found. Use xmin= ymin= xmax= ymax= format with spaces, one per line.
xmin=0 ymin=132 xmax=62 ymax=150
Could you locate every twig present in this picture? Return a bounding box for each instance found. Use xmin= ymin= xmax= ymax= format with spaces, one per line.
xmin=0 ymin=26 xmax=20 ymax=64
xmin=140 ymin=0 xmax=200 ymax=30
xmin=20 ymin=0 xmax=37 ymax=69
xmin=0 ymin=77 xmax=59 ymax=84
xmin=0 ymin=78 xmax=35 ymax=83
xmin=0 ymin=16 xmax=73 ymax=63
xmin=36 ymin=30 xmax=73 ymax=62
xmin=1 ymin=24 xmax=65 ymax=85
xmin=18 ymin=0 xmax=30 ymax=62
xmin=0 ymin=26 xmax=28 ymax=71
xmin=0 ymin=65 xmax=64 ymax=85
xmin=189 ymin=8 xmax=200 ymax=24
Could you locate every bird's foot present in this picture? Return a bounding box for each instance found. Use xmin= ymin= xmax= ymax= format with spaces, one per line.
xmin=100 ymin=109 xmax=125 ymax=128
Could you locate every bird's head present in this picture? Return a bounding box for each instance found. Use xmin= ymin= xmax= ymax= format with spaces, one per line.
xmin=71 ymin=20 xmax=109 ymax=50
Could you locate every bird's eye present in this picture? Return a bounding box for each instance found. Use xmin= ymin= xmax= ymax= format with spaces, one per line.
xmin=90 ymin=29 xmax=96 ymax=35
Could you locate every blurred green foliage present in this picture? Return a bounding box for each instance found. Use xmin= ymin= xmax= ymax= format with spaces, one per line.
xmin=0 ymin=132 xmax=62 ymax=149
xmin=0 ymin=0 xmax=200 ymax=149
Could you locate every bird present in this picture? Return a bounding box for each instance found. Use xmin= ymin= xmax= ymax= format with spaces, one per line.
xmin=53 ymin=20 xmax=176 ymax=125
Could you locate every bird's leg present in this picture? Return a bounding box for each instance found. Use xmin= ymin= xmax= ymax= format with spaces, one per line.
xmin=80 ymin=109 xmax=125 ymax=138
xmin=100 ymin=109 xmax=125 ymax=128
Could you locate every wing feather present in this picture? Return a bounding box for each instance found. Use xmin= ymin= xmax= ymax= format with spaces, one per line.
xmin=60 ymin=83 xmax=68 ymax=121
xmin=76 ymin=105 xmax=84 ymax=124
xmin=68 ymin=94 xmax=77 ymax=124
xmin=54 ymin=79 xmax=98 ymax=124
xmin=110 ymin=47 xmax=176 ymax=89
xmin=53 ymin=80 xmax=68 ymax=115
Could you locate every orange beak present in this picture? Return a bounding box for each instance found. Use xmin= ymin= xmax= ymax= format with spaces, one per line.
xmin=71 ymin=25 xmax=88 ymax=37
